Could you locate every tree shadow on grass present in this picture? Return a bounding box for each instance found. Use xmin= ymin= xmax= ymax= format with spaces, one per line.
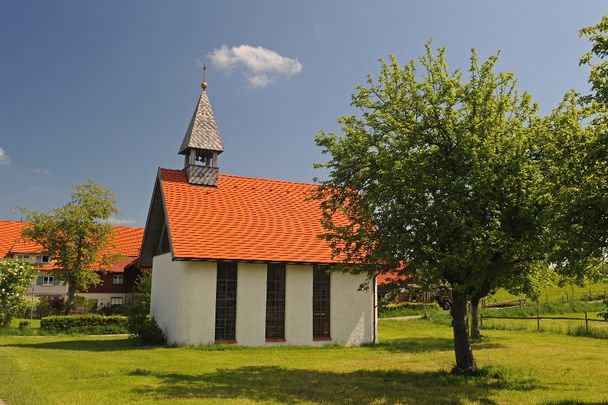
xmin=130 ymin=365 xmax=540 ymax=404
xmin=2 ymin=338 xmax=155 ymax=352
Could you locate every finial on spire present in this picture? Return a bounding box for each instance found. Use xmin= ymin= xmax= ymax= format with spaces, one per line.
xmin=201 ymin=64 xmax=208 ymax=91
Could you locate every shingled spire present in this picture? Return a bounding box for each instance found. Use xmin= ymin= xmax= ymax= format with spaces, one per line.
xmin=179 ymin=65 xmax=224 ymax=186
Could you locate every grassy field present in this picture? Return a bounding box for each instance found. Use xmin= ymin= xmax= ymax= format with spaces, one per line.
xmin=487 ymin=282 xmax=608 ymax=305
xmin=1 ymin=320 xmax=608 ymax=404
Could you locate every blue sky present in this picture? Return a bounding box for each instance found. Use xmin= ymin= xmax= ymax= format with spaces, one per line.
xmin=0 ymin=1 xmax=606 ymax=226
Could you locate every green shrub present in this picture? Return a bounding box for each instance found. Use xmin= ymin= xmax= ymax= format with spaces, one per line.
xmin=0 ymin=258 xmax=37 ymax=327
xmin=41 ymin=314 xmax=128 ymax=334
xmin=127 ymin=270 xmax=165 ymax=345
xmin=137 ymin=318 xmax=166 ymax=345
xmin=18 ymin=321 xmax=31 ymax=330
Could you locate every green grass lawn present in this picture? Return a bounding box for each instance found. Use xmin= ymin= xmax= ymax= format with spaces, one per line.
xmin=1 ymin=320 xmax=608 ymax=404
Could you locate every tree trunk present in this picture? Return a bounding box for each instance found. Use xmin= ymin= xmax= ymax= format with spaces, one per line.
xmin=450 ymin=290 xmax=477 ymax=372
xmin=470 ymin=297 xmax=481 ymax=339
xmin=65 ymin=282 xmax=76 ymax=315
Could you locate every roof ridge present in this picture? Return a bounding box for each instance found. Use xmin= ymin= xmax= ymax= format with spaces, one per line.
xmin=160 ymin=168 xmax=319 ymax=187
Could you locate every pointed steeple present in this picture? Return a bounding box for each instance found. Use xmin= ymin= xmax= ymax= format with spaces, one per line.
xmin=178 ymin=91 xmax=224 ymax=155
xmin=179 ymin=66 xmax=224 ymax=187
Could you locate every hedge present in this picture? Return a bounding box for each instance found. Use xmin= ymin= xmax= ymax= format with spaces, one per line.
xmin=41 ymin=314 xmax=128 ymax=334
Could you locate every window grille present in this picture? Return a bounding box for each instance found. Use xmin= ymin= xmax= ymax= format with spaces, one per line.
xmin=215 ymin=262 xmax=238 ymax=341
xmin=265 ymin=264 xmax=286 ymax=339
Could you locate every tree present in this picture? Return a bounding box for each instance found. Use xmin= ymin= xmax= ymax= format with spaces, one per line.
xmin=0 ymin=258 xmax=36 ymax=327
xmin=314 ymin=44 xmax=545 ymax=372
xmin=22 ymin=181 xmax=119 ymax=315
xmin=539 ymin=16 xmax=608 ymax=283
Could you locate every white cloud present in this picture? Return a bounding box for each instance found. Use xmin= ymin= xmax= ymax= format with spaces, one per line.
xmin=107 ymin=217 xmax=137 ymax=226
xmin=208 ymin=44 xmax=302 ymax=88
xmin=0 ymin=147 xmax=9 ymax=165
xmin=30 ymin=168 xmax=50 ymax=175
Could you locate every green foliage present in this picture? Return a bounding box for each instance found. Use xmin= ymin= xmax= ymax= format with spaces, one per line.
xmin=21 ymin=181 xmax=120 ymax=314
xmin=127 ymin=270 xmax=165 ymax=344
xmin=40 ymin=314 xmax=128 ymax=334
xmin=539 ymin=16 xmax=608 ymax=283
xmin=598 ymin=300 xmax=608 ymax=321
xmin=0 ymin=258 xmax=36 ymax=327
xmin=314 ymin=43 xmax=545 ymax=370
xmin=18 ymin=320 xmax=30 ymax=330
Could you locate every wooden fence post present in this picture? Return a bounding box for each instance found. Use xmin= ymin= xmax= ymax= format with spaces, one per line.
xmin=585 ymin=311 xmax=589 ymax=333
xmin=565 ymin=291 xmax=569 ymax=302
xmin=480 ymin=314 xmax=483 ymax=328
xmin=536 ymin=309 xmax=540 ymax=332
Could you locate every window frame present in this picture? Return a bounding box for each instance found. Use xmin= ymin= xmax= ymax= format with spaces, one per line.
xmin=112 ymin=274 xmax=124 ymax=285
xmin=41 ymin=275 xmax=54 ymax=286
xmin=110 ymin=297 xmax=123 ymax=306
xmin=214 ymin=262 xmax=238 ymax=343
xmin=265 ymin=263 xmax=286 ymax=341
xmin=312 ymin=265 xmax=331 ymax=340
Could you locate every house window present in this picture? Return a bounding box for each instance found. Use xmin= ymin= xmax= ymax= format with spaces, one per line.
xmin=112 ymin=274 xmax=124 ymax=285
xmin=313 ymin=265 xmax=331 ymax=339
xmin=110 ymin=297 xmax=123 ymax=306
xmin=215 ymin=262 xmax=237 ymax=342
xmin=36 ymin=275 xmax=54 ymax=286
xmin=34 ymin=255 xmax=50 ymax=263
xmin=265 ymin=263 xmax=286 ymax=340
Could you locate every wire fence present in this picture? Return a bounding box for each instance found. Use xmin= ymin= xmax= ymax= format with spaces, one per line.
xmin=481 ymin=310 xmax=608 ymax=333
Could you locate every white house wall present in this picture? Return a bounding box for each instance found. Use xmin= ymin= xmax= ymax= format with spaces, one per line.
xmin=151 ymin=253 xmax=216 ymax=346
xmin=236 ymin=263 xmax=267 ymax=345
xmin=150 ymin=256 xmax=376 ymax=347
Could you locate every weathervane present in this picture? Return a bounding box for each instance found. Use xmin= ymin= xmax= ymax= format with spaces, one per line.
xmin=201 ymin=64 xmax=208 ymax=91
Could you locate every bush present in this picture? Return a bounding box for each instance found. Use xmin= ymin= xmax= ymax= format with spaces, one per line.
xmin=40 ymin=314 xmax=128 ymax=334
xmin=0 ymin=258 xmax=37 ymax=327
xmin=137 ymin=318 xmax=166 ymax=345
xmin=18 ymin=321 xmax=31 ymax=330
xmin=126 ymin=270 xmax=165 ymax=344
xmin=35 ymin=296 xmax=66 ymax=318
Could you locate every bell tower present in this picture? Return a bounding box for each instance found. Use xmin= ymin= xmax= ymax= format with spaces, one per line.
xmin=178 ymin=65 xmax=224 ymax=186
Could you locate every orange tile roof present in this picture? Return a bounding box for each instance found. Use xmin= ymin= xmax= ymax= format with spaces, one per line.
xmin=0 ymin=220 xmax=143 ymax=273
xmin=160 ymin=168 xmax=348 ymax=263
xmin=0 ymin=221 xmax=27 ymax=258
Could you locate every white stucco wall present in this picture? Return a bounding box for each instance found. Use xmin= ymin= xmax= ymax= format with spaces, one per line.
xmin=285 ymin=264 xmax=314 ymax=345
xmin=330 ymin=271 xmax=376 ymax=346
xmin=235 ymin=263 xmax=267 ymax=345
xmin=150 ymin=257 xmax=377 ymax=347
xmin=151 ymin=253 xmax=217 ymax=345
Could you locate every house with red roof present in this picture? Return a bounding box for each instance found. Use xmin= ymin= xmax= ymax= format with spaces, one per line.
xmin=139 ymin=78 xmax=377 ymax=346
xmin=0 ymin=220 xmax=144 ymax=308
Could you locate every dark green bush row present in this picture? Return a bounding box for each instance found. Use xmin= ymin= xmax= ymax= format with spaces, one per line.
xmin=41 ymin=314 xmax=128 ymax=334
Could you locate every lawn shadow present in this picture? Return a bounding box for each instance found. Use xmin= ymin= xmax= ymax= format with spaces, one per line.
xmin=130 ymin=365 xmax=540 ymax=404
xmin=2 ymin=338 xmax=154 ymax=352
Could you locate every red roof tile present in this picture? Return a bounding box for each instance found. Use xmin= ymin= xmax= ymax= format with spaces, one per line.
xmin=0 ymin=220 xmax=143 ymax=273
xmin=0 ymin=221 xmax=27 ymax=258
xmin=160 ymin=168 xmax=347 ymax=263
